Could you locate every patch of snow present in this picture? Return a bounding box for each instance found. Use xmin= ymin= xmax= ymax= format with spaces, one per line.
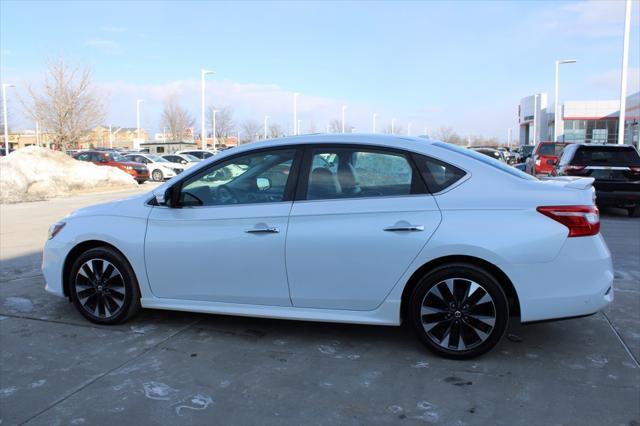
xmin=175 ymin=394 xmax=214 ymax=416
xmin=0 ymin=146 xmax=136 ymax=204
xmin=29 ymin=380 xmax=46 ymax=389
xmin=0 ymin=387 xmax=17 ymax=398
xmin=142 ymin=381 xmax=178 ymax=401
xmin=3 ymin=297 xmax=33 ymax=313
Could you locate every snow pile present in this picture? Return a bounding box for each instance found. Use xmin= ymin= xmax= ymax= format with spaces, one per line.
xmin=0 ymin=146 xmax=137 ymax=203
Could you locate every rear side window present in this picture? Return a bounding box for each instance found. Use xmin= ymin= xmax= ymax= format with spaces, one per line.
xmin=413 ymin=154 xmax=466 ymax=193
xmin=572 ymin=146 xmax=640 ymax=166
xmin=538 ymin=143 xmax=566 ymax=156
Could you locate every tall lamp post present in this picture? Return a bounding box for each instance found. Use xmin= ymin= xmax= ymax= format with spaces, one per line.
xmin=136 ymin=99 xmax=144 ymax=149
xmin=407 ymin=122 xmax=412 ymax=136
xmin=341 ymin=105 xmax=347 ymax=133
xmin=201 ymin=69 xmax=214 ymax=149
xmin=2 ymin=83 xmax=15 ymax=155
xmin=391 ymin=118 xmax=396 ymax=135
xmin=618 ymin=0 xmax=632 ymax=145
xmin=372 ymin=113 xmax=378 ymax=133
xmin=212 ymin=109 xmax=218 ymax=150
xmin=554 ymin=59 xmax=577 ymax=142
xmin=264 ymin=115 xmax=269 ymax=140
xmin=293 ymin=92 xmax=299 ymax=135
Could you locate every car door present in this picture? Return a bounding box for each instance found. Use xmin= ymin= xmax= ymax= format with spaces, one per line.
xmin=145 ymin=147 xmax=301 ymax=306
xmin=286 ymin=145 xmax=442 ymax=311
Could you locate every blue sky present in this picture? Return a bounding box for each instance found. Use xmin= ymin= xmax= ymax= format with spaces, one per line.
xmin=1 ymin=0 xmax=638 ymax=140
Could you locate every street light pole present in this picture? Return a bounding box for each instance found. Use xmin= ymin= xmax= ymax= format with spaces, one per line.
xmin=212 ymin=109 xmax=218 ymax=149
xmin=2 ymin=83 xmax=15 ymax=155
xmin=264 ymin=115 xmax=269 ymax=140
xmin=618 ymin=0 xmax=632 ymax=145
xmin=293 ymin=92 xmax=299 ymax=135
xmin=201 ymin=69 xmax=214 ymax=149
xmin=136 ymin=99 xmax=144 ymax=149
xmin=407 ymin=122 xmax=412 ymax=136
xmin=554 ymin=59 xmax=577 ymax=142
xmin=391 ymin=118 xmax=396 ymax=134
xmin=341 ymin=105 xmax=347 ymax=133
xmin=372 ymin=113 xmax=378 ymax=133
xmin=297 ymin=119 xmax=302 ymax=135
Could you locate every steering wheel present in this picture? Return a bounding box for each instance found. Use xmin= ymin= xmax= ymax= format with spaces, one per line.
xmin=217 ymin=185 xmax=239 ymax=204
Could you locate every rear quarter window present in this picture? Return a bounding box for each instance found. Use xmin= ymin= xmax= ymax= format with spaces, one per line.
xmin=413 ymin=154 xmax=466 ymax=193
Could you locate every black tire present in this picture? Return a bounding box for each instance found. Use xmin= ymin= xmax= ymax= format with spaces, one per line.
xmin=136 ymin=179 xmax=146 ymax=185
xmin=152 ymin=169 xmax=163 ymax=182
xmin=409 ymin=263 xmax=509 ymax=359
xmin=68 ymin=247 xmax=141 ymax=325
xmin=628 ymin=206 xmax=640 ymax=218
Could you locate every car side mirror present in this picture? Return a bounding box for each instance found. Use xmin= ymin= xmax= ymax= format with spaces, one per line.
xmin=155 ymin=186 xmax=176 ymax=207
xmin=257 ymin=177 xmax=271 ymax=191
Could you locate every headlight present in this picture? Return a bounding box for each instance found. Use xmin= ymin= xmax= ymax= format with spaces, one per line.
xmin=48 ymin=222 xmax=66 ymax=240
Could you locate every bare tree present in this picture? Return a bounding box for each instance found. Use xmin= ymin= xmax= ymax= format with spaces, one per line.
xmin=22 ymin=58 xmax=105 ymax=150
xmin=382 ymin=124 xmax=403 ymax=135
xmin=207 ymin=106 xmax=235 ymax=140
xmin=160 ymin=94 xmax=195 ymax=141
xmin=328 ymin=119 xmax=353 ymax=133
xmin=240 ymin=120 xmax=261 ymax=143
xmin=268 ymin=123 xmax=284 ymax=138
xmin=432 ymin=126 xmax=464 ymax=145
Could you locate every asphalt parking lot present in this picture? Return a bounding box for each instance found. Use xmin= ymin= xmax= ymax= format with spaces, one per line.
xmin=1 ymin=189 xmax=638 ymax=426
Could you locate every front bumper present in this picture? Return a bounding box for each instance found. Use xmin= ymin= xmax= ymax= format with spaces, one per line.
xmin=42 ymin=238 xmax=68 ymax=298
xmin=508 ymin=233 xmax=614 ymax=323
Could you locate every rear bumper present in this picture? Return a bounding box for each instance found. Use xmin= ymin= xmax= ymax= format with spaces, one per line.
xmin=508 ymin=234 xmax=614 ymax=323
xmin=595 ymin=189 xmax=640 ymax=207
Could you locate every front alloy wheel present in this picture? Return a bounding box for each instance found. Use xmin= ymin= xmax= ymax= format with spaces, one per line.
xmin=410 ymin=264 xmax=508 ymax=359
xmin=69 ymin=247 xmax=140 ymax=324
xmin=152 ymin=169 xmax=164 ymax=181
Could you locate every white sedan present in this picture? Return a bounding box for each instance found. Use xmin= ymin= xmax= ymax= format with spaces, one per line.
xmin=42 ymin=134 xmax=613 ymax=358
xmin=124 ymin=153 xmax=185 ymax=181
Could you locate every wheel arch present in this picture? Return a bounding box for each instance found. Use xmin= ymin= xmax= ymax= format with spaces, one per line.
xmin=62 ymin=240 xmax=136 ymax=299
xmin=400 ymin=255 xmax=521 ymax=322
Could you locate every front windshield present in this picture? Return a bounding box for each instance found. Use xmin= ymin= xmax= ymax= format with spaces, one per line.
xmin=109 ymin=152 xmax=128 ymax=162
xmin=435 ymin=142 xmax=536 ymax=181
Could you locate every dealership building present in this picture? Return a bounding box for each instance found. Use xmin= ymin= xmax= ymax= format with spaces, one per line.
xmin=518 ymin=91 xmax=639 ymax=148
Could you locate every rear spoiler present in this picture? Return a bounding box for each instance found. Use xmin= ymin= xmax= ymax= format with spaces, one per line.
xmin=539 ymin=176 xmax=595 ymax=190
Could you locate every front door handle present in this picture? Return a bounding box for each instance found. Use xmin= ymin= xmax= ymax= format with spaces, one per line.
xmin=246 ymin=227 xmax=280 ymax=234
xmin=384 ymin=225 xmax=424 ymax=232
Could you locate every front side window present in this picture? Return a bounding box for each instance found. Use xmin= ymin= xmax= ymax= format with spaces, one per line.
xmin=179 ymin=149 xmax=296 ymax=207
xmin=305 ymin=148 xmax=423 ymax=200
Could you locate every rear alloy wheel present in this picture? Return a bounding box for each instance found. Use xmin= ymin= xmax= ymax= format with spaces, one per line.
xmin=69 ymin=247 xmax=140 ymax=325
xmin=410 ymin=264 xmax=508 ymax=359
xmin=152 ymin=169 xmax=164 ymax=182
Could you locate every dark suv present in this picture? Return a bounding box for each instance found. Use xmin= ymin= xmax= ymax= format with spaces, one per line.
xmin=555 ymin=143 xmax=640 ymax=217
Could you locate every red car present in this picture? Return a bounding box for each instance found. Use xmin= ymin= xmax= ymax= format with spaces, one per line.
xmin=73 ymin=150 xmax=150 ymax=184
xmin=527 ymin=142 xmax=569 ymax=175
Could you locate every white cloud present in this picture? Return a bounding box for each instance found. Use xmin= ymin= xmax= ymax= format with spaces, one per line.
xmin=589 ymin=67 xmax=640 ymax=94
xmin=84 ymin=39 xmax=122 ymax=54
xmin=541 ymin=0 xmax=637 ymax=38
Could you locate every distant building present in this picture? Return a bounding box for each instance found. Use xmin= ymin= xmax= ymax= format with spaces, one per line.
xmin=518 ymin=91 xmax=639 ymax=148
xmin=87 ymin=126 xmax=149 ymax=149
xmin=139 ymin=141 xmax=197 ymax=155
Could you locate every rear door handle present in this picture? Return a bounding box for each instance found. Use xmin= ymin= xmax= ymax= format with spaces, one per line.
xmin=384 ymin=225 xmax=424 ymax=232
xmin=246 ymin=227 xmax=280 ymax=234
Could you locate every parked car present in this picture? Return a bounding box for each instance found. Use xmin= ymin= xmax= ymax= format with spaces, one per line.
xmin=73 ymin=150 xmax=149 ymax=184
xmin=554 ymin=143 xmax=640 ymax=217
xmin=526 ymin=142 xmax=568 ymax=175
xmin=161 ymin=153 xmax=202 ymax=167
xmin=497 ymin=147 xmax=517 ymax=165
xmin=513 ymin=145 xmax=534 ymax=163
xmin=124 ymin=153 xmax=184 ymax=182
xmin=44 ymin=134 xmax=612 ymax=359
xmin=177 ymin=149 xmax=215 ymax=160
xmin=470 ymin=147 xmax=507 ymax=162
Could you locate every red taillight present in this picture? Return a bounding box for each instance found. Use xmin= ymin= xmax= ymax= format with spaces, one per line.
xmin=629 ymin=166 xmax=640 ymax=173
xmin=537 ymin=205 xmax=600 ymax=237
